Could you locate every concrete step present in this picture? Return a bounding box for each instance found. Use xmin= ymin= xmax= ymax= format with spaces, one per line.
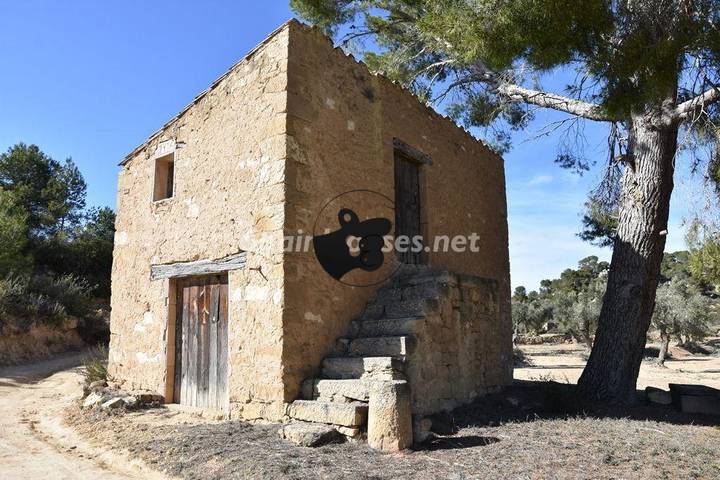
xmin=301 ymin=378 xmax=369 ymax=402
xmin=361 ymin=298 xmax=439 ymax=320
xmin=344 ymin=335 xmax=415 ymax=357
xmin=321 ymin=356 xmax=405 ymax=379
xmin=349 ymin=317 xmax=424 ymax=337
xmin=286 ymin=400 xmax=368 ymax=427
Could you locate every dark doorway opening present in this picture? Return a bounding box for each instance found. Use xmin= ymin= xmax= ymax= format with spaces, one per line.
xmin=394 ymin=150 xmax=424 ymax=264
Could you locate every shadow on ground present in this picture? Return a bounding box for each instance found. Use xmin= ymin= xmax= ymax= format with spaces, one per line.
xmin=444 ymin=380 xmax=720 ymax=430
xmin=413 ymin=435 xmax=500 ymax=451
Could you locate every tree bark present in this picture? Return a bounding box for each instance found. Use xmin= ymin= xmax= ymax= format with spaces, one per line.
xmin=657 ymin=331 xmax=670 ymax=367
xmin=577 ymin=107 xmax=678 ymax=404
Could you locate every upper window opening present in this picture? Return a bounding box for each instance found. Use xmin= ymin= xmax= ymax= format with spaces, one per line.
xmin=153 ymin=153 xmax=175 ymax=201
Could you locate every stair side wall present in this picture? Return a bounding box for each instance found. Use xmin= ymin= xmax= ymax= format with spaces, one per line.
xmin=407 ymin=276 xmax=508 ymax=414
xmin=282 ymin=22 xmax=512 ymax=405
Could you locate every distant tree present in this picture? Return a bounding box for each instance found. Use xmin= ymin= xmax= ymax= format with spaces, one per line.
xmin=0 ymin=143 xmax=55 ymax=233
xmin=0 ymin=189 xmax=31 ymax=275
xmin=568 ymin=276 xmax=606 ymax=346
xmin=292 ymin=0 xmax=720 ymax=404
xmin=43 ymin=159 xmax=87 ymax=234
xmin=0 ymin=143 xmax=86 ymax=237
xmin=652 ymin=278 xmax=712 ymax=365
xmin=0 ymin=143 xmax=113 ymax=297
xmin=661 ymin=250 xmax=692 ymax=283
xmin=71 ymin=207 xmax=116 ymax=296
xmin=686 ymin=220 xmax=720 ymax=291
xmin=511 ymin=286 xmax=551 ymax=334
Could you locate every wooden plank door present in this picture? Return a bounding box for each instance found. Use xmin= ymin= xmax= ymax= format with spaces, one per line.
xmin=394 ymin=151 xmax=423 ymax=264
xmin=174 ymin=274 xmax=228 ymax=410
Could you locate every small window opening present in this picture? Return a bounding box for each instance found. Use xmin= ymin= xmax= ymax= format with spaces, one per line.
xmin=153 ymin=153 xmax=175 ymax=201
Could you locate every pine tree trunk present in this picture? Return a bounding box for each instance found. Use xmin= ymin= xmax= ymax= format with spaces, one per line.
xmin=578 ymin=108 xmax=678 ymax=404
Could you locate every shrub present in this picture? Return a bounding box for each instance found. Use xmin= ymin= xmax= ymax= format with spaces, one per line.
xmin=81 ymin=345 xmax=109 ymax=385
xmin=27 ymin=274 xmax=93 ymax=317
xmin=0 ymin=273 xmax=92 ymax=328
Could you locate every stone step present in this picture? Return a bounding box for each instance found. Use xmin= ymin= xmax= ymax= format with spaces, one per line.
xmin=373 ymin=286 xmax=440 ymax=305
xmin=301 ymin=378 xmax=369 ymax=402
xmin=287 ymin=400 xmax=368 ymax=427
xmin=321 ymin=356 xmax=405 ymax=380
xmin=361 ymin=298 xmax=439 ymax=320
xmin=349 ymin=317 xmax=424 ymax=337
xmin=343 ymin=335 xmax=415 ymax=357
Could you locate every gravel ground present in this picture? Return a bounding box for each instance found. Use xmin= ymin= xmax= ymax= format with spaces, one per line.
xmin=66 ymin=382 xmax=720 ymax=480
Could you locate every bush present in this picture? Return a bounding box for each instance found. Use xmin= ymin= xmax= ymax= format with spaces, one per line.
xmin=0 ymin=273 xmax=92 ymax=328
xmin=81 ymin=345 xmax=109 ymax=385
xmin=27 ymin=274 xmax=93 ymax=317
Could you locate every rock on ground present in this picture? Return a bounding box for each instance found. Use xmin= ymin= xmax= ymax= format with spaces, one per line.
xmin=278 ymin=422 xmax=342 ymax=447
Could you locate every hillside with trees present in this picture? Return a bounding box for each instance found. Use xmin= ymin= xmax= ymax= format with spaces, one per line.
xmin=0 ymin=143 xmax=114 ymax=364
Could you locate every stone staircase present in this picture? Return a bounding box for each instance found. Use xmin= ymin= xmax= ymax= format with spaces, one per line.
xmin=285 ymin=265 xmax=445 ymax=445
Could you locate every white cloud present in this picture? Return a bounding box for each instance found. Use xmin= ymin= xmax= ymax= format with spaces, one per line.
xmin=527 ymin=174 xmax=553 ymax=186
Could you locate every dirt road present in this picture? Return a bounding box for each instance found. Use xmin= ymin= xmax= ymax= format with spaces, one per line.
xmin=0 ymin=353 xmax=163 ymax=480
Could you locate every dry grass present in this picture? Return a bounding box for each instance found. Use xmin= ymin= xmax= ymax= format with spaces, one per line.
xmin=66 ymin=382 xmax=720 ymax=480
xmin=80 ymin=344 xmax=108 ymax=385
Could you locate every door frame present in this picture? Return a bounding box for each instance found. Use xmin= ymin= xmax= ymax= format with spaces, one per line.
xmin=393 ymin=139 xmax=430 ymax=264
xmin=164 ymin=273 xmax=229 ymax=411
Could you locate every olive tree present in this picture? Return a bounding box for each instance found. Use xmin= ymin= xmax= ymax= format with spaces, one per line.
xmin=652 ymin=278 xmax=712 ymax=365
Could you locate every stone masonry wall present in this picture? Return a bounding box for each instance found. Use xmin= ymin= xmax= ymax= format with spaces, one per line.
xmin=406 ymin=273 xmax=505 ymax=415
xmin=109 ymin=26 xmax=290 ymax=420
xmin=110 ymin=20 xmax=512 ymax=421
xmin=282 ymin=22 xmax=512 ymax=405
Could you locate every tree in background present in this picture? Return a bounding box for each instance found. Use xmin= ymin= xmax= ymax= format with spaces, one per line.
xmin=68 ymin=207 xmax=116 ymax=297
xmin=512 ymin=256 xmax=608 ymax=343
xmin=291 ymin=0 xmax=720 ymax=403
xmin=511 ymin=286 xmax=551 ymax=336
xmin=0 ymin=189 xmax=31 ymax=274
xmin=686 ymin=220 xmax=720 ymax=292
xmin=569 ymin=277 xmax=606 ymax=347
xmin=0 ymin=143 xmax=113 ymax=297
xmin=652 ymin=277 xmax=712 ymax=365
xmin=0 ymin=144 xmax=86 ymax=237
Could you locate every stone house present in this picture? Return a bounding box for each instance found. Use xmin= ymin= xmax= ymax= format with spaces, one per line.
xmin=109 ymin=20 xmax=512 ymax=447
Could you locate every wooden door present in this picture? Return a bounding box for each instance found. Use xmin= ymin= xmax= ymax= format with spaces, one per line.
xmin=174 ymin=274 xmax=228 ymax=410
xmin=394 ymin=151 xmax=423 ymax=264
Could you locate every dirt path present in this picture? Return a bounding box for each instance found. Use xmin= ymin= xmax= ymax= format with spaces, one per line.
xmin=0 ymin=353 xmax=166 ymax=480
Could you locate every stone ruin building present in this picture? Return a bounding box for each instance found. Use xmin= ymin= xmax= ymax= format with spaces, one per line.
xmin=109 ymin=19 xmax=512 ymax=450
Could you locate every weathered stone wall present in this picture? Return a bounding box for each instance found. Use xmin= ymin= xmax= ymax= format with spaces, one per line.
xmin=110 ymin=20 xmax=512 ymax=422
xmin=405 ymin=273 xmax=505 ymax=414
xmin=282 ymin=22 xmax=512 ymax=404
xmin=109 ymin=26 xmax=290 ymax=420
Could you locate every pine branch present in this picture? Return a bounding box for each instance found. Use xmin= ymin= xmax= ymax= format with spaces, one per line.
xmin=674 ymin=86 xmax=720 ymax=120
xmin=440 ymin=66 xmax=614 ymax=122
xmin=496 ymin=83 xmax=612 ymax=122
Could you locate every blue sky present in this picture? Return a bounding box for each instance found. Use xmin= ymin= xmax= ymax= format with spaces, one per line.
xmin=0 ymin=1 xmax=692 ymax=289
